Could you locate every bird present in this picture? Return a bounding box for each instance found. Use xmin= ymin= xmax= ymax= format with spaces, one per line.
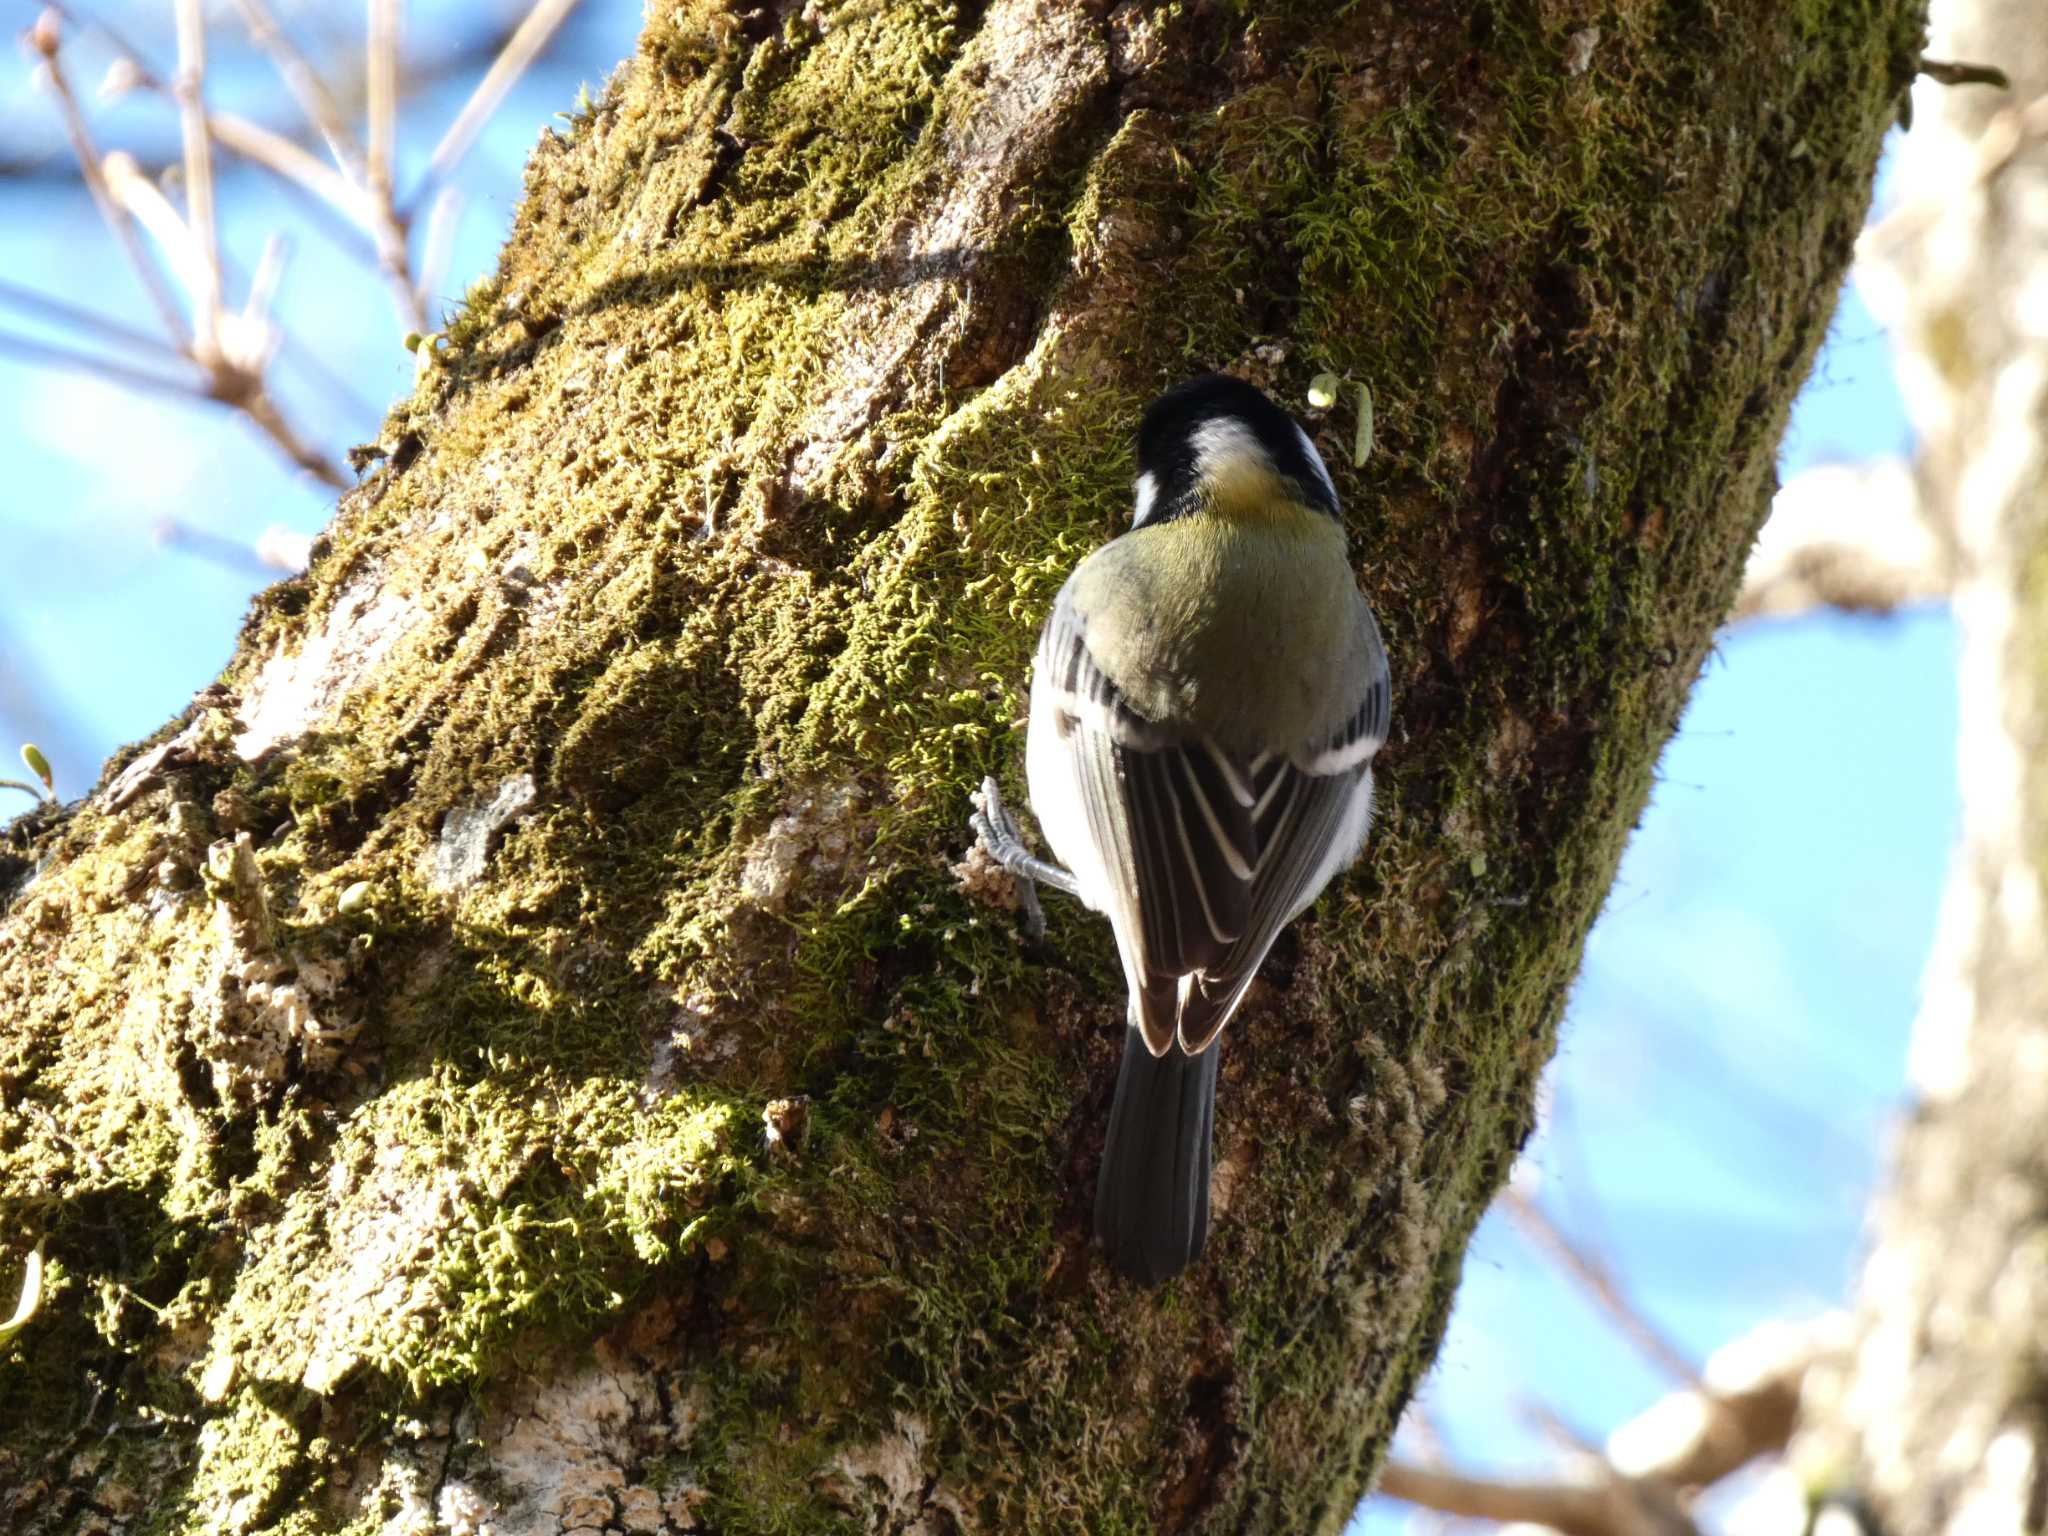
xmin=971 ymin=373 xmax=1391 ymax=1285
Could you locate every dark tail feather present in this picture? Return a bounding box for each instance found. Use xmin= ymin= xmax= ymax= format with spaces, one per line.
xmin=1094 ymin=1027 xmax=1221 ymax=1285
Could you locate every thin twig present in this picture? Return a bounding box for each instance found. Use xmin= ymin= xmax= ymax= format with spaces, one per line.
xmin=242 ymin=234 xmax=288 ymax=334
xmin=372 ymin=215 xmax=428 ymax=336
xmin=1379 ymin=1463 xmax=1625 ymax=1536
xmin=1500 ymin=1189 xmax=1701 ymax=1388
xmin=415 ymin=0 xmax=583 ymax=206
xmin=0 ymin=278 xmax=189 ymax=361
xmin=227 ymin=0 xmax=367 ymax=178
xmin=358 ymin=0 xmax=427 ymax=333
xmin=205 ymin=107 xmax=381 ymax=227
xmin=273 ymin=329 xmax=382 ymax=422
xmin=0 ymin=328 xmax=204 ymax=397
xmin=207 ymin=105 xmax=420 ymax=331
xmin=236 ymin=389 xmax=348 ymax=488
xmin=155 ymin=518 xmax=294 ymax=575
xmin=227 ymin=232 xmax=288 ymax=376
xmin=1378 ymin=1327 xmax=1817 ymax=1536
xmin=1918 ymin=57 xmax=2011 ymax=90
xmin=25 ymin=24 xmax=189 ymax=346
xmin=101 ymin=152 xmax=215 ymax=314
xmin=0 ymin=275 xmax=341 ymax=489
xmin=16 ymin=0 xmax=575 ymax=486
xmin=33 ymin=1 xmax=163 ymax=89
xmin=414 ymin=184 xmax=462 ymax=316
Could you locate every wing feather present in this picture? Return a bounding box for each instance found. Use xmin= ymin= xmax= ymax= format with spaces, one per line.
xmin=1176 ymin=762 xmax=1373 ymax=1051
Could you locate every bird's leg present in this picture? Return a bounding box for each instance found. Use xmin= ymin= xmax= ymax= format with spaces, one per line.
xmin=970 ymin=776 xmax=1081 ymax=941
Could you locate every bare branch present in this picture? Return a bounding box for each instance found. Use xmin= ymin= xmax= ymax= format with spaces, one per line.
xmin=371 ymin=217 xmax=427 ymax=336
xmin=233 ymin=388 xmax=347 ymax=488
xmin=1380 ymin=1320 xmax=1833 ymax=1536
xmin=417 ymin=0 xmax=583 ymax=204
xmin=223 ymin=232 xmax=288 ymax=376
xmin=15 ymin=0 xmax=570 ymax=482
xmin=1379 ymin=1463 xmax=1626 ymax=1536
xmin=273 ymin=329 xmax=382 ymax=422
xmin=34 ymin=0 xmax=164 ymax=90
xmin=155 ymin=518 xmax=313 ymax=574
xmin=242 ymin=234 xmax=288 ymax=333
xmin=365 ymin=0 xmax=400 ymax=204
xmin=172 ymin=0 xmax=222 ymax=352
xmin=352 ymin=0 xmax=430 ymax=335
xmin=0 ymin=318 xmax=340 ymax=490
xmin=1607 ymin=1320 xmax=1824 ymax=1487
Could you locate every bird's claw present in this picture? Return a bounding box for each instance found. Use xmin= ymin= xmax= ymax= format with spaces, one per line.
xmin=970 ymin=775 xmax=1081 ymax=942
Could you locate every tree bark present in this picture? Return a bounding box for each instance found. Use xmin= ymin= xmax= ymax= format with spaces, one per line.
xmin=1794 ymin=2 xmax=2048 ymax=1528
xmin=0 ymin=3 xmax=1917 ymax=1532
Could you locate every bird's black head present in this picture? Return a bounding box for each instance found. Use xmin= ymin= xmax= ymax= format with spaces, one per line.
xmin=1131 ymin=374 xmax=1339 ymax=527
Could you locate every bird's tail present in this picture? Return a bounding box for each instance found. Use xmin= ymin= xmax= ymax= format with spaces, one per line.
xmin=1094 ymin=1026 xmax=1221 ymax=1285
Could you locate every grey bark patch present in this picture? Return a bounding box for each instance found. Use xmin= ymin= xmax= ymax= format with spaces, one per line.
xmin=433 ymin=773 xmax=539 ymax=890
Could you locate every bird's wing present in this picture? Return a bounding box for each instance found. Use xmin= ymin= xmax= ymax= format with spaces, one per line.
xmin=1036 ymin=591 xmax=1390 ymax=1055
xmin=1035 ymin=592 xmax=1252 ymax=1052
xmin=1173 ymin=617 xmax=1390 ymax=1051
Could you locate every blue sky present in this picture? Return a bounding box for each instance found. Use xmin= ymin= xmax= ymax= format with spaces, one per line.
xmin=0 ymin=11 xmax=1947 ymax=1526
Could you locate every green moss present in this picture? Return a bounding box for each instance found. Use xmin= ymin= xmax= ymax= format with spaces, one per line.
xmin=203 ymin=1070 xmax=739 ymax=1398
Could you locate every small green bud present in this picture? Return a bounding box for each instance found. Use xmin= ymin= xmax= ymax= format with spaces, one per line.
xmin=19 ymin=744 xmax=52 ymax=797
xmin=1353 ymin=382 xmax=1375 ymax=468
xmin=1307 ymin=372 xmax=1341 ymax=411
xmin=402 ymin=332 xmax=424 ymax=353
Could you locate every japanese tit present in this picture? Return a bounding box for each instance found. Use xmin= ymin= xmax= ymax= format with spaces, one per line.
xmin=976 ymin=374 xmax=1391 ymax=1285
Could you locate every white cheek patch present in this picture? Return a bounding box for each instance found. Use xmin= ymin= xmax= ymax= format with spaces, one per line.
xmin=1190 ymin=417 xmax=1269 ymax=482
xmin=1132 ymin=469 xmax=1160 ymax=526
xmin=1294 ymin=423 xmax=1339 ymax=509
xmin=1190 ymin=416 xmax=1284 ymax=510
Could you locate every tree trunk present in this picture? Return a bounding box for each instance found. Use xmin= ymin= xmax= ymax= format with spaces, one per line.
xmin=1794 ymin=2 xmax=2048 ymax=1528
xmin=0 ymin=4 xmax=1916 ymax=1532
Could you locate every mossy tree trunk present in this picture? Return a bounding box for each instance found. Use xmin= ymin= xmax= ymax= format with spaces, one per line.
xmin=1793 ymin=1 xmax=2048 ymax=1526
xmin=0 ymin=3 xmax=1917 ymax=1532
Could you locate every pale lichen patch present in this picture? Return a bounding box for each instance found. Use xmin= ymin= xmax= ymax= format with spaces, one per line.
xmin=433 ymin=772 xmax=541 ymax=890
xmin=819 ymin=1413 xmax=952 ymax=1532
xmin=430 ymin=1349 xmax=703 ymax=1536
xmin=736 ymin=782 xmax=865 ymax=912
xmin=234 ymin=574 xmax=419 ymax=761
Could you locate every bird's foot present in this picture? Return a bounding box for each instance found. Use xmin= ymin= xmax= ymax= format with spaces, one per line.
xmin=969 ymin=776 xmax=1080 ymax=941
